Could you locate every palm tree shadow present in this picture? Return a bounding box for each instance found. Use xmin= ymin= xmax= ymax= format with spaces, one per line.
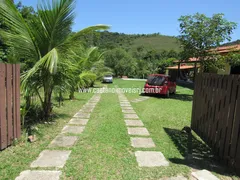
xmin=164 ymin=128 xmax=237 ymax=176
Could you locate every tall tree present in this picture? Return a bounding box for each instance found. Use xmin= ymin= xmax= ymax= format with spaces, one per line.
xmin=0 ymin=0 xmax=109 ymax=119
xmin=178 ymin=13 xmax=237 ymax=71
xmin=104 ymin=48 xmax=136 ymax=77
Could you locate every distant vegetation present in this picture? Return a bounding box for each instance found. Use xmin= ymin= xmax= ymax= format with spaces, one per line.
xmin=222 ymin=39 xmax=240 ymax=46
xmin=80 ymin=31 xmax=181 ymax=78
xmin=81 ymin=31 xmax=181 ymax=52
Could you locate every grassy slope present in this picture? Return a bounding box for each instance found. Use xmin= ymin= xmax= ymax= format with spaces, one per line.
xmin=0 ymin=93 xmax=93 ymax=180
xmin=131 ymin=35 xmax=181 ymax=52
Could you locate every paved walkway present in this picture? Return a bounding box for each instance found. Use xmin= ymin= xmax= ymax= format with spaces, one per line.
xmin=116 ymin=87 xmax=169 ymax=168
xmin=116 ymin=86 xmax=219 ymax=180
xmin=15 ymin=93 xmax=102 ymax=180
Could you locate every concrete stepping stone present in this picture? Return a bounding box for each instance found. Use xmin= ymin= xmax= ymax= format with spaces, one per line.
xmin=62 ymin=126 xmax=85 ymax=134
xmin=122 ymin=109 xmax=136 ymax=113
xmin=160 ymin=175 xmax=187 ymax=180
xmin=83 ymin=105 xmax=95 ymax=109
xmin=124 ymin=114 xmax=139 ymax=119
xmin=68 ymin=118 xmax=88 ymax=125
xmin=120 ymin=104 xmax=131 ymax=107
xmin=119 ymin=98 xmax=127 ymax=99
xmin=192 ymin=170 xmax=219 ymax=180
xmin=83 ymin=104 xmax=96 ymax=108
xmin=86 ymin=103 xmax=96 ymax=106
xmin=88 ymin=100 xmax=99 ymax=102
xmin=121 ymin=106 xmax=133 ymax=110
xmin=74 ymin=113 xmax=90 ymax=118
xmin=131 ymin=137 xmax=155 ymax=148
xmin=15 ymin=170 xmax=62 ymax=180
xmin=125 ymin=120 xmax=144 ymax=126
xmin=49 ymin=135 xmax=78 ymax=148
xmin=31 ymin=150 xmax=71 ymax=168
xmin=127 ymin=127 xmax=150 ymax=136
xmin=135 ymin=151 xmax=169 ymax=167
xmin=79 ymin=109 xmax=94 ymax=113
xmin=89 ymin=99 xmax=98 ymax=102
xmin=120 ymin=102 xmax=130 ymax=104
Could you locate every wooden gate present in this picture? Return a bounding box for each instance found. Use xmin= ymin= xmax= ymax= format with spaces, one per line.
xmin=191 ymin=73 xmax=240 ymax=172
xmin=0 ymin=63 xmax=21 ymax=150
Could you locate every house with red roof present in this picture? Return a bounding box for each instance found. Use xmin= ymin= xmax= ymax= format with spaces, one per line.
xmin=166 ymin=44 xmax=240 ymax=82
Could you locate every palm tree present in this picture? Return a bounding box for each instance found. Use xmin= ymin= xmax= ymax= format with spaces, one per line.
xmin=0 ymin=0 xmax=109 ymax=119
xmin=68 ymin=46 xmax=105 ymax=99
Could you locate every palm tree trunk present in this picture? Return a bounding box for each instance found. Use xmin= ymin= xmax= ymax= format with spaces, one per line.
xmin=69 ymin=86 xmax=75 ymax=100
xmin=43 ymin=87 xmax=53 ymax=120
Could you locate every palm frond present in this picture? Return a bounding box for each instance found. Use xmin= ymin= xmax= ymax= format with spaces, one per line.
xmin=37 ymin=0 xmax=76 ymax=51
xmin=59 ymin=24 xmax=110 ymax=50
xmin=0 ymin=0 xmax=39 ymax=59
xmin=21 ymin=48 xmax=59 ymax=90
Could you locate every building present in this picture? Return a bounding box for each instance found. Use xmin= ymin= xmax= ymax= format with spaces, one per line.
xmin=166 ymin=44 xmax=240 ymax=82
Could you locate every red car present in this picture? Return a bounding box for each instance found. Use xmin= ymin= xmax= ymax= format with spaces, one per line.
xmin=143 ymin=74 xmax=176 ymax=97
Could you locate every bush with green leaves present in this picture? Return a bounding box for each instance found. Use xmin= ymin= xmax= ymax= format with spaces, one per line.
xmin=79 ymin=71 xmax=97 ymax=88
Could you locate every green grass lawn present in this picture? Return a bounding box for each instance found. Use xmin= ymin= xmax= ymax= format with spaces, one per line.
xmin=0 ymin=92 xmax=93 ymax=180
xmin=63 ymin=79 xmax=237 ymax=179
xmin=0 ymin=79 xmax=238 ymax=179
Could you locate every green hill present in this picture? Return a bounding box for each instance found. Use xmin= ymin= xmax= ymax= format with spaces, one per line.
xmin=82 ymin=31 xmax=181 ymax=52
xmin=131 ymin=35 xmax=181 ymax=52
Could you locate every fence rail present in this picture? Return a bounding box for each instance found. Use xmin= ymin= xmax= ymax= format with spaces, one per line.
xmin=0 ymin=63 xmax=21 ymax=150
xmin=191 ymin=73 xmax=240 ymax=173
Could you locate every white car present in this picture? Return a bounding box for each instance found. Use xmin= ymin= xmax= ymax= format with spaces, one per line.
xmin=102 ymin=75 xmax=113 ymax=83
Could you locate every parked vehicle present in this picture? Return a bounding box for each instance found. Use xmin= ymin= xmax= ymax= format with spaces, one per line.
xmin=143 ymin=74 xmax=176 ymax=97
xmin=102 ymin=75 xmax=113 ymax=83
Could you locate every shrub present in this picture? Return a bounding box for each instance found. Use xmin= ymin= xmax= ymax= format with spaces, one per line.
xmin=79 ymin=71 xmax=97 ymax=88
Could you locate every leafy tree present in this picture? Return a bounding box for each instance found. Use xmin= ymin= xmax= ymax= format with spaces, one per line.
xmin=0 ymin=0 xmax=109 ymax=120
xmin=104 ymin=48 xmax=136 ymax=77
xmin=158 ymin=58 xmax=175 ymax=74
xmin=91 ymin=60 xmax=113 ymax=81
xmin=178 ymin=13 xmax=237 ymax=71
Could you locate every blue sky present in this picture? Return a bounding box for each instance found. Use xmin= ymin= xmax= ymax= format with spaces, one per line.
xmin=20 ymin=0 xmax=239 ymax=41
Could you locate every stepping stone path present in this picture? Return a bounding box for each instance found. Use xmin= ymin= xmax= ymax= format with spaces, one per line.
xmin=122 ymin=109 xmax=136 ymax=113
xmin=49 ymin=135 xmax=78 ymax=148
xmin=116 ymin=86 xmax=169 ymax=168
xmin=61 ymin=125 xmax=85 ymax=134
xmin=15 ymin=170 xmax=62 ymax=180
xmin=31 ymin=150 xmax=71 ymax=168
xmin=131 ymin=96 xmax=150 ymax=103
xmin=128 ymin=127 xmax=150 ymax=136
xmin=125 ymin=120 xmax=144 ymax=126
xmin=116 ymin=86 xmax=219 ymax=179
xmin=192 ymin=170 xmax=219 ymax=180
xmin=159 ymin=175 xmax=187 ymax=180
xmin=15 ymin=92 xmax=102 ymax=180
xmin=135 ymin=151 xmax=169 ymax=167
xmin=68 ymin=118 xmax=89 ymax=125
xmin=131 ymin=137 xmax=156 ymax=148
xmin=124 ymin=113 xmax=139 ymax=119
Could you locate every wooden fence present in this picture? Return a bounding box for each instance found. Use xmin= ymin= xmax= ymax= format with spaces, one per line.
xmin=0 ymin=63 xmax=21 ymax=150
xmin=191 ymin=73 xmax=240 ymax=172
